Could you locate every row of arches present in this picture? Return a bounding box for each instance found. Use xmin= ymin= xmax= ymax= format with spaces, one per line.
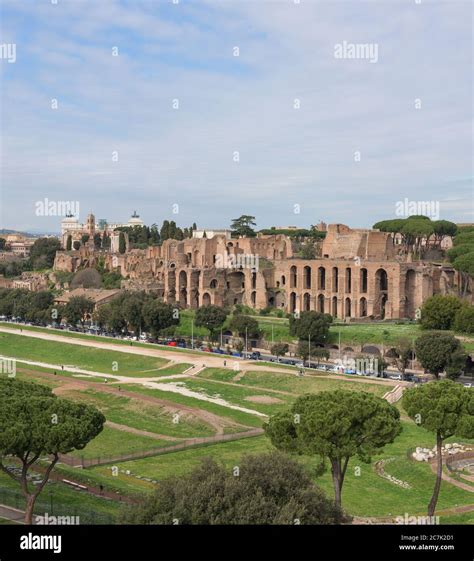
xmin=286 ymin=266 xmax=386 ymax=294
xmin=289 ymin=293 xmax=370 ymax=318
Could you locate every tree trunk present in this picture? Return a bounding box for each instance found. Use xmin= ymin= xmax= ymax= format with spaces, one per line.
xmin=428 ymin=433 xmax=443 ymax=517
xmin=331 ymin=460 xmax=345 ymax=509
xmin=21 ymin=455 xmax=58 ymax=524
xmin=24 ymin=495 xmax=36 ymax=525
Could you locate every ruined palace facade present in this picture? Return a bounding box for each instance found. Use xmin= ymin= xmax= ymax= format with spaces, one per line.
xmin=53 ymin=224 xmax=459 ymax=320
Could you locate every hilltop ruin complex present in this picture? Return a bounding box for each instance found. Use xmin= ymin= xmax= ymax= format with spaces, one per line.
xmin=54 ymin=218 xmax=460 ymax=320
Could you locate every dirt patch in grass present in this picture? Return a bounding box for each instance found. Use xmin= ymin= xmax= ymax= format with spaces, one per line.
xmin=245 ymin=395 xmax=283 ymax=404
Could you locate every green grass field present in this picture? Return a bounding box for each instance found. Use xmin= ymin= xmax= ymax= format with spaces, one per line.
xmin=59 ymin=388 xmax=217 ymax=439
xmin=0 ymin=470 xmax=120 ymax=522
xmin=126 ymin=384 xmax=265 ymax=428
xmin=157 ymin=377 xmax=294 ymax=416
xmin=3 ymin=329 xmax=473 ymax=522
xmin=89 ymin=435 xmax=272 ymax=485
xmin=198 ymin=368 xmax=392 ymax=398
xmin=0 ymin=322 xmax=207 ymax=357
xmin=304 ymin=421 xmax=474 ymax=518
xmin=83 ymin=421 xmax=474 ymax=520
xmin=69 ymin=425 xmax=174 ymax=460
xmin=0 ymin=332 xmax=168 ymax=376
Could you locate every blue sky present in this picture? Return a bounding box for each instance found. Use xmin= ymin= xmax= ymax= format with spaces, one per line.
xmin=0 ymin=0 xmax=472 ymax=233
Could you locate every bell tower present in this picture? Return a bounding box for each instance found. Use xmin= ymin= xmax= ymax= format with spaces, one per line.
xmin=86 ymin=212 xmax=96 ymax=248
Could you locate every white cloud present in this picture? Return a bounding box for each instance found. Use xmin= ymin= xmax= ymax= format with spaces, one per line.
xmin=0 ymin=0 xmax=472 ymax=232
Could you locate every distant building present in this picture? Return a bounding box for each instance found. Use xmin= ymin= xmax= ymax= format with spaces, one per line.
xmin=54 ymin=288 xmax=122 ymax=311
xmin=61 ymin=211 xmax=144 ymax=249
xmin=9 ymin=240 xmax=35 ymax=257
xmin=192 ymin=229 xmax=232 ymax=240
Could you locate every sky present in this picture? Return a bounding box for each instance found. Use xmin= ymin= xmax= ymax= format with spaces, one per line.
xmin=0 ymin=0 xmax=472 ymax=233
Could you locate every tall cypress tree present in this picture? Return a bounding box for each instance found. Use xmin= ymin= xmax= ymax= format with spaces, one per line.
xmin=160 ymin=220 xmax=170 ymax=241
xmin=119 ymin=232 xmax=126 ymax=254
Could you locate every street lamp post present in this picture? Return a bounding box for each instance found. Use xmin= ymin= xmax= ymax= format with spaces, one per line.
xmin=308 ymin=333 xmax=311 ymax=368
xmin=191 ymin=319 xmax=194 ymax=349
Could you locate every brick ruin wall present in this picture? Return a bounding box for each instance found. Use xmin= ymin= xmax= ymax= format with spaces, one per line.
xmin=53 ymin=225 xmax=464 ymax=319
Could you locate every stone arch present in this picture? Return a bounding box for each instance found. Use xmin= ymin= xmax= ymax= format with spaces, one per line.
xmin=360 ymin=268 xmax=368 ymax=293
xmin=332 ymin=267 xmax=339 ymax=292
xmin=361 ymin=344 xmax=381 ymax=355
xmin=227 ymin=271 xmax=245 ymax=290
xmin=318 ymin=266 xmax=326 ymax=290
xmin=303 ymin=292 xmax=311 ymax=311
xmin=374 ymin=268 xmax=388 ymax=319
xmin=303 ymin=266 xmax=311 ymax=289
xmin=375 ymin=268 xmax=388 ymax=291
xmin=251 ymin=291 xmax=257 ymax=307
xmin=202 ymin=292 xmax=211 ymax=306
xmin=359 ymin=297 xmax=367 ymax=317
xmin=405 ymin=269 xmax=416 ymax=318
xmin=190 ymin=271 xmax=200 ymax=308
xmin=344 ymin=297 xmax=351 ymax=317
xmin=251 ymin=272 xmax=257 ymax=289
xmin=275 ymin=291 xmax=286 ymax=308
xmin=345 ymin=268 xmax=352 ymax=293
xmin=281 ymin=275 xmax=286 ymax=286
xmin=290 ymin=266 xmax=297 ymax=289
xmin=178 ymin=270 xmax=188 ymax=307
xmin=210 ymin=279 xmax=218 ymax=289
xmin=318 ymin=294 xmax=325 ymax=313
xmin=332 ymin=296 xmax=338 ymax=317
xmin=289 ymin=292 xmax=297 ymax=313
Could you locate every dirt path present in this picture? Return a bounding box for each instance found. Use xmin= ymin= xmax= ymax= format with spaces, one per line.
xmin=19 ymin=367 xmax=249 ymax=436
xmin=428 ymin=460 xmax=474 ymax=493
xmin=142 ymin=380 xmax=267 ymax=418
xmin=105 ymin=421 xmax=184 ymax=441
xmin=353 ymin=503 xmax=474 ymax=524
